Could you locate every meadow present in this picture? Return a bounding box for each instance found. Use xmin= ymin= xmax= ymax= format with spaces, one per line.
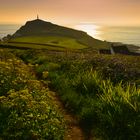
xmin=9 ymin=36 xmax=87 ymax=49
xmin=12 ymin=48 xmax=140 ymax=139
xmin=0 ymin=41 xmax=140 ymax=139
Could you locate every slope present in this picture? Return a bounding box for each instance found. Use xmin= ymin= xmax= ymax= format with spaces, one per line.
xmin=8 ymin=19 xmax=109 ymax=50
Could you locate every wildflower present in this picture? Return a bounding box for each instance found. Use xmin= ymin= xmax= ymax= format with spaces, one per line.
xmin=35 ymin=64 xmax=39 ymax=67
xmin=5 ymin=66 xmax=10 ymax=69
xmin=8 ymin=59 xmax=13 ymax=62
xmin=42 ymin=71 xmax=49 ymax=79
xmin=1 ymin=80 xmax=4 ymax=84
xmin=0 ymin=96 xmax=6 ymax=101
xmin=28 ymin=63 xmax=33 ymax=67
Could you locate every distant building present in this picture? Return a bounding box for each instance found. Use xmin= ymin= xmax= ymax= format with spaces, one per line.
xmin=110 ymin=44 xmax=130 ymax=55
xmin=99 ymin=44 xmax=140 ymax=56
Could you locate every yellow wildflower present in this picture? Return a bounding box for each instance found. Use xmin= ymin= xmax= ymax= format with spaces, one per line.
xmin=1 ymin=80 xmax=4 ymax=84
xmin=42 ymin=71 xmax=49 ymax=79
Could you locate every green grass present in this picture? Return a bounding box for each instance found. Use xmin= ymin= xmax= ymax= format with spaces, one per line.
xmin=5 ymin=42 xmax=65 ymax=51
xmin=19 ymin=50 xmax=139 ymax=139
xmin=9 ymin=36 xmax=88 ymax=50
xmin=1 ymin=33 xmax=110 ymax=51
xmin=0 ymin=49 xmax=65 ymax=139
xmin=48 ymin=64 xmax=140 ymax=140
xmin=2 ymin=48 xmax=140 ymax=139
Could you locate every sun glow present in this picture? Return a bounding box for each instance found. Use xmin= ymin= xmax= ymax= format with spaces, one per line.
xmin=74 ymin=23 xmax=100 ymax=38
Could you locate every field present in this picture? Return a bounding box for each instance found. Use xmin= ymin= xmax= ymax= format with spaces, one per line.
xmin=6 ymin=36 xmax=87 ymax=50
xmin=3 ymin=43 xmax=66 ymax=51
xmin=0 ymin=35 xmax=110 ymax=51
xmin=0 ymin=42 xmax=140 ymax=139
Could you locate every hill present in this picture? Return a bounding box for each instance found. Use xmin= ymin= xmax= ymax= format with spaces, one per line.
xmin=6 ymin=19 xmax=109 ymax=50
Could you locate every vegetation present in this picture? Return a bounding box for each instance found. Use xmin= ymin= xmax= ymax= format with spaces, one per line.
xmin=0 ymin=40 xmax=140 ymax=139
xmin=0 ymin=18 xmax=139 ymax=139
xmin=3 ymin=42 xmax=66 ymax=50
xmin=11 ymin=49 xmax=140 ymax=139
xmin=12 ymin=19 xmax=109 ymax=50
xmin=0 ymin=49 xmax=65 ymax=140
xmin=9 ymin=36 xmax=87 ymax=49
xmin=47 ymin=56 xmax=140 ymax=139
xmin=4 ymin=35 xmax=109 ymax=51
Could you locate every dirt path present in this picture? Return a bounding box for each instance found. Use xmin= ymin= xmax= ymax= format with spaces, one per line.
xmin=13 ymin=51 xmax=91 ymax=140
xmin=29 ymin=67 xmax=86 ymax=139
xmin=48 ymin=91 xmax=85 ymax=140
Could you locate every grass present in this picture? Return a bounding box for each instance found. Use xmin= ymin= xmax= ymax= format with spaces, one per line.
xmin=1 ymin=34 xmax=109 ymax=51
xmin=0 ymin=49 xmax=65 ymax=139
xmin=48 ymin=63 xmax=140 ymax=139
xmin=19 ymin=50 xmax=139 ymax=139
xmin=1 ymin=48 xmax=140 ymax=139
xmin=4 ymin=42 xmax=66 ymax=51
xmin=9 ymin=36 xmax=88 ymax=50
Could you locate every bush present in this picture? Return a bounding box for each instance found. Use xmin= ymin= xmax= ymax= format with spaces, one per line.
xmin=0 ymin=88 xmax=65 ymax=140
xmin=0 ymin=58 xmax=32 ymax=96
xmin=49 ymin=61 xmax=140 ymax=139
xmin=0 ymin=50 xmax=65 ymax=139
xmin=98 ymin=83 xmax=140 ymax=139
xmin=36 ymin=63 xmax=60 ymax=78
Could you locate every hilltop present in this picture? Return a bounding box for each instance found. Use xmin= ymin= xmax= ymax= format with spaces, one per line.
xmin=13 ymin=19 xmax=90 ymax=39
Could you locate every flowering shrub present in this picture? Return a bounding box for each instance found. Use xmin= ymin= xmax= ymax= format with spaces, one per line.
xmin=0 ymin=88 xmax=65 ymax=139
xmin=0 ymin=58 xmax=33 ymax=95
xmin=0 ymin=49 xmax=65 ymax=139
xmin=42 ymin=71 xmax=49 ymax=79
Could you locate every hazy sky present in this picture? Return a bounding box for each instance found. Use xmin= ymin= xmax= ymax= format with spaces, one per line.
xmin=0 ymin=0 xmax=140 ymax=26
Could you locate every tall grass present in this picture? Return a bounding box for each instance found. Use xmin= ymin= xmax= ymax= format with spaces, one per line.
xmin=13 ymin=49 xmax=140 ymax=139
xmin=48 ymin=64 xmax=140 ymax=139
xmin=98 ymin=82 xmax=140 ymax=139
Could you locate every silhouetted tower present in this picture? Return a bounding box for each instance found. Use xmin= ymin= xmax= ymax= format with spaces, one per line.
xmin=37 ymin=15 xmax=39 ymax=19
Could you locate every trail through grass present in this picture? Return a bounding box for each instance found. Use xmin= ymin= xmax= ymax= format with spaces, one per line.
xmin=19 ymin=50 xmax=139 ymax=140
xmin=2 ymin=48 xmax=140 ymax=140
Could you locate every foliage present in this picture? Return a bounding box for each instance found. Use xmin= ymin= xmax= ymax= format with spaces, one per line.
xmin=33 ymin=51 xmax=139 ymax=139
xmin=49 ymin=67 xmax=140 ymax=139
xmin=2 ymin=48 xmax=140 ymax=139
xmin=98 ymin=82 xmax=140 ymax=139
xmin=0 ymin=88 xmax=65 ymax=140
xmin=0 ymin=57 xmax=34 ymax=96
xmin=0 ymin=49 xmax=65 ymax=140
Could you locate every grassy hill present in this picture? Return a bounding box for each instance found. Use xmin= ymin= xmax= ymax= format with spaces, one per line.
xmin=4 ymin=19 xmax=109 ymax=50
xmin=8 ymin=36 xmax=87 ymax=50
xmin=5 ymin=35 xmax=109 ymax=51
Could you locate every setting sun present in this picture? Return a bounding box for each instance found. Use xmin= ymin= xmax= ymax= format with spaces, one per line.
xmin=74 ymin=23 xmax=100 ymax=38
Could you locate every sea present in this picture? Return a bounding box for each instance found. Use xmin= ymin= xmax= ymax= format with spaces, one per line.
xmin=0 ymin=24 xmax=140 ymax=48
xmin=97 ymin=26 xmax=140 ymax=47
xmin=0 ymin=24 xmax=21 ymax=39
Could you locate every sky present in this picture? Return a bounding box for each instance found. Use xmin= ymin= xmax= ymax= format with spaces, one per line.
xmin=0 ymin=0 xmax=140 ymax=26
